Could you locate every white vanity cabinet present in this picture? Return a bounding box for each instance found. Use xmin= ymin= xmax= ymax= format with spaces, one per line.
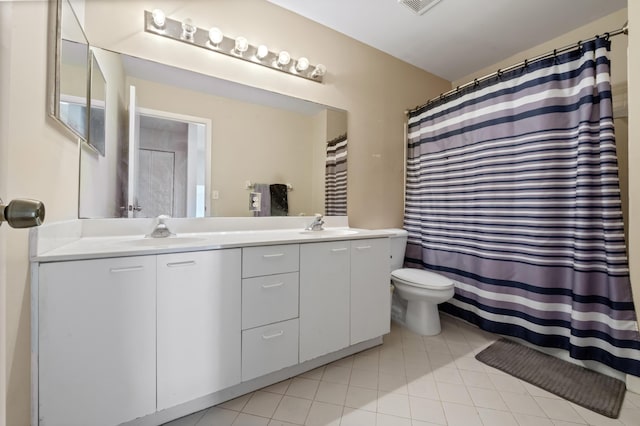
xmin=300 ymin=241 xmax=351 ymax=362
xmin=37 ymin=256 xmax=156 ymax=426
xmin=241 ymin=244 xmax=300 ymax=381
xmin=299 ymin=238 xmax=391 ymax=362
xmin=157 ymin=249 xmax=242 ymax=410
xmin=350 ymin=238 xmax=391 ymax=344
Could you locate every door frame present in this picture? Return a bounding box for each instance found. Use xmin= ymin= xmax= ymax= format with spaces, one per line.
xmin=136 ymin=107 xmax=212 ymax=217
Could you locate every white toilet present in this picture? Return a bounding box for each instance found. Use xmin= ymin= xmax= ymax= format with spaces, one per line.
xmin=387 ymin=229 xmax=456 ymax=336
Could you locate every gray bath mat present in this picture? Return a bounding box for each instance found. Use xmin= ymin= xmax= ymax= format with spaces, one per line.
xmin=476 ymin=338 xmax=626 ymax=418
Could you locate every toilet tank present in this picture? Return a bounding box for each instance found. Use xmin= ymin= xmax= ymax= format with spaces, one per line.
xmin=380 ymin=228 xmax=408 ymax=272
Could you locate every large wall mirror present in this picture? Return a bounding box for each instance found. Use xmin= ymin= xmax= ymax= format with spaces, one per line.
xmin=49 ymin=0 xmax=89 ymax=140
xmin=53 ymin=0 xmax=348 ymax=219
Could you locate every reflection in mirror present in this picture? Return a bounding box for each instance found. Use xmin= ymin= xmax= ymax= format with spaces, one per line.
xmin=79 ymin=49 xmax=347 ymax=219
xmin=88 ymin=51 xmax=106 ymax=155
xmin=51 ymin=0 xmax=89 ymax=140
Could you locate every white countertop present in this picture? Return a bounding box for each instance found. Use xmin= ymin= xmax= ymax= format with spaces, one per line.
xmin=30 ymin=217 xmax=397 ymax=262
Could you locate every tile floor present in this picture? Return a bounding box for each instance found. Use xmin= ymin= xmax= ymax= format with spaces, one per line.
xmin=164 ymin=315 xmax=640 ymax=426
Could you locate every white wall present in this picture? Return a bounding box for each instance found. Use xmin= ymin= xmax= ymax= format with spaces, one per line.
xmin=0 ymin=4 xmax=10 ymax=425
xmin=4 ymin=3 xmax=80 ymax=425
xmin=79 ymin=48 xmax=126 ymax=218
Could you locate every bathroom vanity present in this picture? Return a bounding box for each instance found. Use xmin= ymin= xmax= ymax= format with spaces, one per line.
xmin=30 ymin=217 xmax=392 ymax=426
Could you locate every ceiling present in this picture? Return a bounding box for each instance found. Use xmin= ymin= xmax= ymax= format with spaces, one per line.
xmin=266 ymin=0 xmax=627 ymax=82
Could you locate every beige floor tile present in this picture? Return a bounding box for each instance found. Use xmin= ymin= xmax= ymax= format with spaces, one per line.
xmin=432 ymin=366 xmax=464 ymax=385
xmin=344 ymin=386 xmax=378 ymax=412
xmin=477 ymin=408 xmax=519 ymax=426
xmin=330 ymin=356 xmax=354 ymax=369
xmin=315 ymin=381 xmax=349 ymax=405
xmin=322 ymin=366 xmax=351 ymax=385
xmin=534 ymin=397 xmax=586 ymax=424
xmin=305 ymin=401 xmax=342 ymax=426
xmin=351 ymin=354 xmax=379 ymax=371
xmin=459 ymin=369 xmax=496 ymax=390
xmin=218 ymin=393 xmax=253 ymax=412
xmin=263 ymin=380 xmax=292 ymax=395
xmin=232 ymin=413 xmax=270 ymax=426
xmin=407 ymin=376 xmax=440 ymax=400
xmin=442 ymin=402 xmax=482 ymax=426
xmin=299 ymin=367 xmax=326 ymax=380
xmin=375 ymin=413 xmax=413 ymax=426
xmin=339 ymin=407 xmax=376 ymax=426
xmin=499 ymin=391 xmax=545 ymax=417
xmin=268 ymin=420 xmax=303 ymax=426
xmin=242 ymin=391 xmax=284 ymax=418
xmin=467 ymin=386 xmax=508 ymax=410
xmin=348 ymin=368 xmax=379 ymax=390
xmin=272 ymin=396 xmax=313 ymax=425
xmin=453 ymin=356 xmax=486 ymax=372
xmin=408 ymin=395 xmax=446 ymax=424
xmin=512 ymin=413 xmax=555 ymax=426
xmin=488 ymin=373 xmax=529 ymax=395
xmin=286 ymin=378 xmax=320 ymax=400
xmin=377 ymin=391 xmax=411 ymax=418
xmin=378 ymin=371 xmax=409 ymax=394
xmin=570 ymin=403 xmax=624 ymax=426
xmin=196 ymin=407 xmax=238 ymax=426
xmin=436 ymin=381 xmax=474 ymax=406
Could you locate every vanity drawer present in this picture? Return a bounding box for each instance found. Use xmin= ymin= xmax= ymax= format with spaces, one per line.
xmin=242 ymin=318 xmax=299 ymax=381
xmin=242 ymin=244 xmax=299 ymax=278
xmin=242 ymin=272 xmax=299 ymax=330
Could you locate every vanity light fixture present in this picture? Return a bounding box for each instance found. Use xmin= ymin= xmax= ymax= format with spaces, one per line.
xmin=234 ymin=36 xmax=249 ymax=56
xmin=295 ymin=57 xmax=310 ymax=72
xmin=208 ymin=27 xmax=224 ymax=48
xmin=151 ymin=9 xmax=166 ymax=29
xmin=311 ymin=64 xmax=327 ymax=79
xmin=181 ymin=18 xmax=196 ymax=42
xmin=256 ymin=44 xmax=269 ymax=60
xmin=276 ymin=51 xmax=291 ymax=68
xmin=143 ymin=10 xmax=326 ymax=83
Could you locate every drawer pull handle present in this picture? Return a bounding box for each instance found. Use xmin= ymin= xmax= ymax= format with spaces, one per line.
xmin=331 ymin=247 xmax=348 ymax=252
xmin=262 ymin=282 xmax=284 ymax=289
xmin=262 ymin=253 xmax=284 ymax=259
xmin=262 ymin=330 xmax=284 ymax=340
xmin=166 ymin=260 xmax=197 ymax=268
xmin=110 ymin=266 xmax=143 ymax=273
xmin=356 ymin=245 xmax=372 ymax=250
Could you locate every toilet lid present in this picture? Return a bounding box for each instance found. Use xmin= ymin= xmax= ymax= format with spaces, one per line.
xmin=391 ymin=268 xmax=455 ymax=290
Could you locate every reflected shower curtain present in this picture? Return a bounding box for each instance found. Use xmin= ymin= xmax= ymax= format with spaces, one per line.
xmin=404 ymin=38 xmax=640 ymax=375
xmin=325 ymin=134 xmax=348 ymax=215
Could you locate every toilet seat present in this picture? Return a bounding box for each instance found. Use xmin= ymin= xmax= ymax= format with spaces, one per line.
xmin=391 ymin=268 xmax=455 ymax=291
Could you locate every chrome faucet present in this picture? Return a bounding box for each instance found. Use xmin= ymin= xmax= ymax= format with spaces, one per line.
xmin=147 ymin=215 xmax=175 ymax=238
xmin=305 ymin=214 xmax=325 ymax=231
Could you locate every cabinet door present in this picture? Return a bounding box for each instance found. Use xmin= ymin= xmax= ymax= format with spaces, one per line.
xmin=351 ymin=238 xmax=391 ymax=344
xmin=299 ymin=241 xmax=350 ymax=362
xmin=38 ymin=256 xmax=156 ymax=426
xmin=157 ymin=249 xmax=241 ymax=410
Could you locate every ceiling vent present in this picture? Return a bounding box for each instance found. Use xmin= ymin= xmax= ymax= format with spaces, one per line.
xmin=398 ymin=0 xmax=443 ymax=15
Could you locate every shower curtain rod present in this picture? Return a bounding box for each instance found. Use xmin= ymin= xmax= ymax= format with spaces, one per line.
xmin=405 ymin=22 xmax=629 ymax=115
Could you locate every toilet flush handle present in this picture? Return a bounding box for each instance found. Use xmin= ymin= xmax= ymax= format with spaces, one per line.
xmin=0 ymin=197 xmax=46 ymax=228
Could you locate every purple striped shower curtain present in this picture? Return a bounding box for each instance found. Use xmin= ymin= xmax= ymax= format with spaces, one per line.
xmin=404 ymin=38 xmax=640 ymax=376
xmin=325 ymin=134 xmax=348 ymax=216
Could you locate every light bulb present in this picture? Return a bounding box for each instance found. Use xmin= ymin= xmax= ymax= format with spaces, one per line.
xmin=277 ymin=51 xmax=291 ymax=67
xmin=295 ymin=57 xmax=310 ymax=72
xmin=181 ymin=18 xmax=196 ymax=42
xmin=234 ymin=36 xmax=249 ymax=55
xmin=151 ymin=9 xmax=165 ymax=28
xmin=256 ymin=45 xmax=269 ymax=60
xmin=208 ymin=27 xmax=223 ymax=46
xmin=311 ymin=64 xmax=326 ymax=78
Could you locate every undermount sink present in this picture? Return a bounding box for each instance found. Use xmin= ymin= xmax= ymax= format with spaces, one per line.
xmin=118 ymin=236 xmax=207 ymax=247
xmin=299 ymin=229 xmax=359 ymax=236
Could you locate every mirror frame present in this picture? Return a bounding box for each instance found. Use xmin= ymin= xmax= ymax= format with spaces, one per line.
xmin=47 ymin=0 xmax=90 ymax=141
xmin=87 ymin=50 xmax=106 ymax=156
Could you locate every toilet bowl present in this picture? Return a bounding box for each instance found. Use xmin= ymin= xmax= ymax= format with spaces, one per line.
xmin=384 ymin=229 xmax=456 ymax=336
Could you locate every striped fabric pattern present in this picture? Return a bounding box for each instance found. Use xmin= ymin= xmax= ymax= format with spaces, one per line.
xmin=404 ymin=38 xmax=640 ymax=376
xmin=325 ymin=134 xmax=347 ymax=216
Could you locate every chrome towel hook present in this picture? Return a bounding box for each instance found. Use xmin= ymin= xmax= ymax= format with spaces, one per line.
xmin=0 ymin=197 xmax=45 ymax=228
